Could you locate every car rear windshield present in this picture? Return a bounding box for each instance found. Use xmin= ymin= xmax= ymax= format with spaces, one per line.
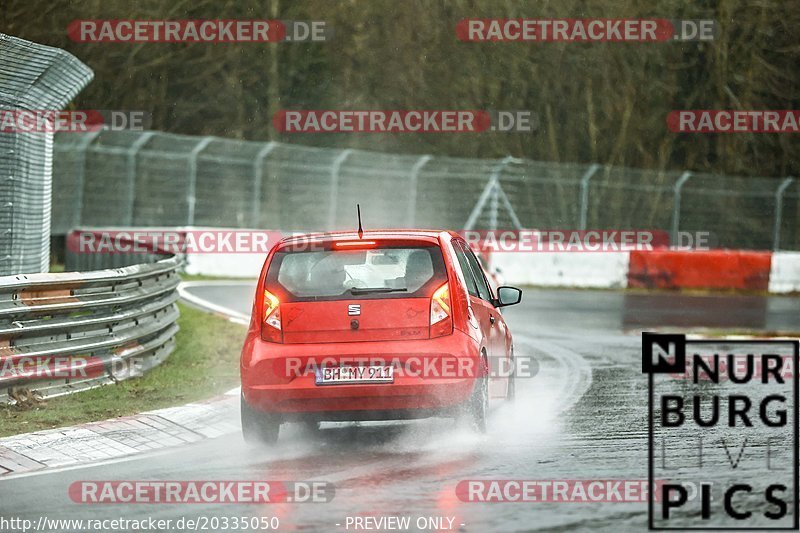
xmin=266 ymin=244 xmax=447 ymax=301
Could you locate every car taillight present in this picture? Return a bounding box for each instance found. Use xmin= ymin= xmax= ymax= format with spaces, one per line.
xmin=430 ymin=282 xmax=453 ymax=338
xmin=261 ymin=289 xmax=283 ymax=343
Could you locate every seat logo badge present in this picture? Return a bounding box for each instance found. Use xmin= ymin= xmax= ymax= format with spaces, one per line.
xmin=348 ymin=304 xmax=361 ymax=316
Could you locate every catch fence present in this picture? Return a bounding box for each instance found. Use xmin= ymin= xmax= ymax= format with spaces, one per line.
xmin=52 ymin=130 xmax=799 ymax=251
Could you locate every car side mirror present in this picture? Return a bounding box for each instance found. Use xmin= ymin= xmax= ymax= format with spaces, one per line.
xmin=496 ymin=286 xmax=522 ymax=307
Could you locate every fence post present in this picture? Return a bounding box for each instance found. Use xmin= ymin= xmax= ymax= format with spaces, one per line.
xmin=773 ymin=176 xmax=795 ymax=251
xmin=328 ymin=149 xmax=353 ymax=230
xmin=74 ymin=129 xmax=103 ymax=227
xmin=465 ymin=177 xmax=498 ymax=230
xmin=670 ymin=171 xmax=692 ymax=246
xmin=186 ymin=136 xmax=214 ymax=226
xmin=252 ymin=142 xmax=276 ymax=228
xmin=489 ymin=183 xmax=500 ymax=230
xmin=496 ymin=184 xmax=524 ymax=230
xmin=578 ymin=163 xmax=600 ymax=230
xmin=125 ymin=131 xmax=155 ymax=226
xmin=464 ymin=156 xmax=517 ymax=230
xmin=406 ymin=155 xmax=431 ymax=227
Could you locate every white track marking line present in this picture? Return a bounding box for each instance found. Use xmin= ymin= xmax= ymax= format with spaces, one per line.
xmin=178 ymin=281 xmax=252 ymax=324
xmin=515 ymin=333 xmax=593 ymax=415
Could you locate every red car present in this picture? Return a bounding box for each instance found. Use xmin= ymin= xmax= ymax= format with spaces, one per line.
xmin=240 ymin=230 xmax=522 ymax=444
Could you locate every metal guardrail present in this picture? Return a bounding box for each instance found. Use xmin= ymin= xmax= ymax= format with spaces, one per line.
xmin=64 ymin=228 xmax=168 ymax=272
xmin=0 ymin=255 xmax=182 ymax=403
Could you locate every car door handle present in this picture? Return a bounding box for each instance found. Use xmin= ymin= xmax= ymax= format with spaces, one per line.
xmin=489 ymin=315 xmax=495 ymax=325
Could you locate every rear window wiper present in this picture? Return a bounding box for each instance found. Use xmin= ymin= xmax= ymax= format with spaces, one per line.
xmin=348 ymin=287 xmax=408 ymax=295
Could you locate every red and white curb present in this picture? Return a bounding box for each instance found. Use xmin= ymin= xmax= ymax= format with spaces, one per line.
xmin=0 ymin=388 xmax=240 ymax=478
xmin=493 ymin=250 xmax=800 ymax=292
xmin=0 ymin=282 xmax=248 ymax=479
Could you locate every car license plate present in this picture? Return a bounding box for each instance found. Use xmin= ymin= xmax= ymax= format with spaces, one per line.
xmin=315 ymin=365 xmax=394 ymax=385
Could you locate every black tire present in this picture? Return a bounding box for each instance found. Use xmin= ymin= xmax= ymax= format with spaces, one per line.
xmin=241 ymin=394 xmax=280 ymax=445
xmin=506 ymin=368 xmax=516 ymax=402
xmin=462 ymin=357 xmax=488 ymax=433
xmin=506 ymin=351 xmax=516 ymax=402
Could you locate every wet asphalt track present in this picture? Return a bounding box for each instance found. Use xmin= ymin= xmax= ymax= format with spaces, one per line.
xmin=1 ymin=285 xmax=798 ymax=532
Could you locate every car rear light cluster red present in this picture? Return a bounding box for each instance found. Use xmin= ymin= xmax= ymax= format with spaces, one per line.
xmin=429 ymin=282 xmax=453 ymax=338
xmin=261 ymin=289 xmax=283 ymax=343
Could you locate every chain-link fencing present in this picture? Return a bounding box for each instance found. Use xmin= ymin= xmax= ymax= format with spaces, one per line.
xmin=52 ymin=129 xmax=799 ymax=251
xmin=0 ymin=33 xmax=93 ymax=275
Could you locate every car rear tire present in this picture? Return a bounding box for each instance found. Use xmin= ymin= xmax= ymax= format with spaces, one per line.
xmin=241 ymin=394 xmax=280 ymax=445
xmin=468 ymin=375 xmax=488 ymax=433
xmin=507 ymin=352 xmax=516 ymax=402
xmin=461 ymin=357 xmax=488 ymax=433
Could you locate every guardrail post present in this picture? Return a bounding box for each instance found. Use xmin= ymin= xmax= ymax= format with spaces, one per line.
xmin=125 ymin=131 xmax=156 ymax=226
xmin=578 ymin=164 xmax=600 ymax=230
xmin=187 ymin=136 xmax=214 ymax=226
xmin=670 ymin=171 xmax=692 ymax=246
xmin=252 ymin=142 xmax=276 ymax=228
xmin=74 ymin=129 xmax=103 ymax=226
xmin=328 ymin=149 xmax=353 ymax=230
xmin=772 ymin=176 xmax=795 ymax=251
xmin=406 ymin=155 xmax=431 ymax=227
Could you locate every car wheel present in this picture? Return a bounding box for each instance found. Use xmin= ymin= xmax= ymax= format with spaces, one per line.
xmin=506 ymin=352 xmax=516 ymax=402
xmin=241 ymin=394 xmax=280 ymax=445
xmin=463 ymin=357 xmax=488 ymax=433
xmin=506 ymin=367 xmax=515 ymax=402
xmin=469 ymin=374 xmax=488 ymax=433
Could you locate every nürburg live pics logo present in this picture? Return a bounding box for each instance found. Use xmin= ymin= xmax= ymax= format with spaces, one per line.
xmin=643 ymin=332 xmax=799 ymax=530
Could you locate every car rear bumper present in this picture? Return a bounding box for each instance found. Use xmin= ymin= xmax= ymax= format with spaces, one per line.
xmin=241 ymin=329 xmax=480 ymax=419
xmin=280 ymin=407 xmax=462 ymax=423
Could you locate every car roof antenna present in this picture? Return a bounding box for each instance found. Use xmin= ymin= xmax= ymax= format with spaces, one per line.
xmin=357 ymin=204 xmax=364 ymax=239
